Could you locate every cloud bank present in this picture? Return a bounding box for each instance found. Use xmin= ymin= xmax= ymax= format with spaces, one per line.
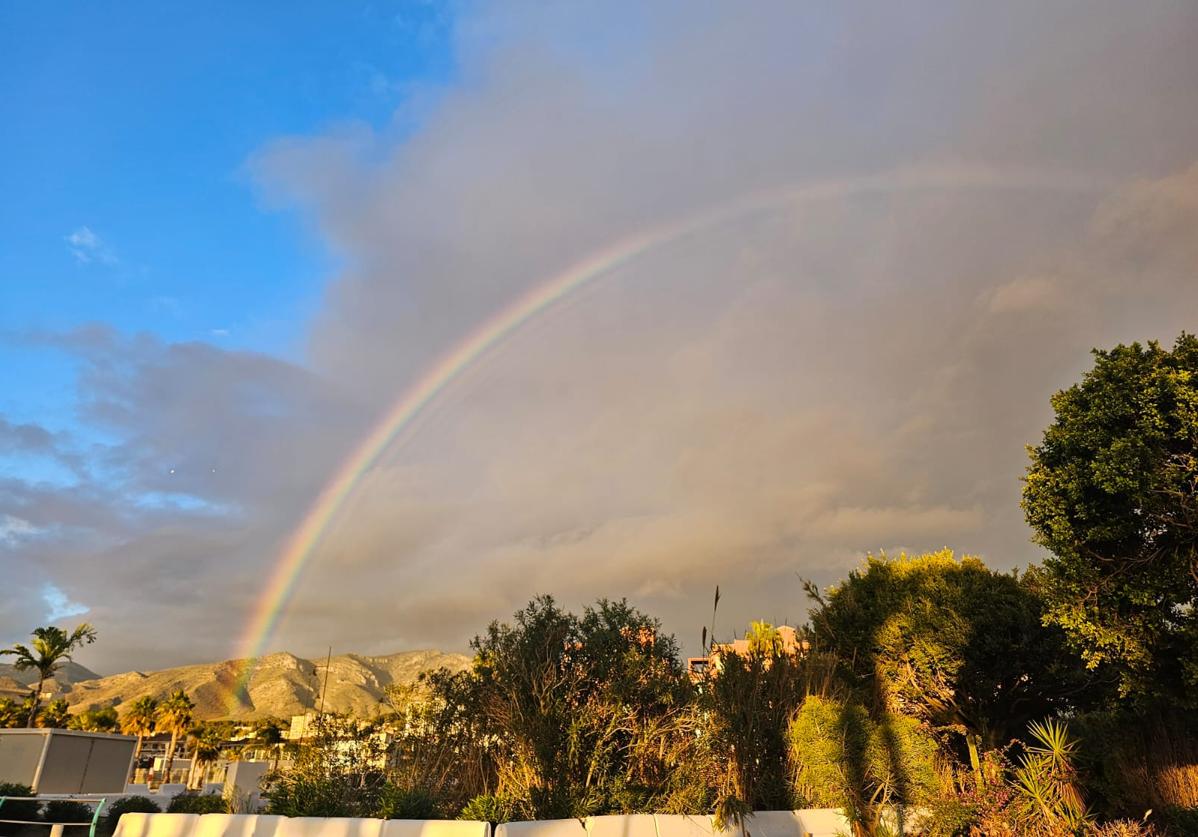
xmin=4 ymin=0 xmax=1198 ymax=673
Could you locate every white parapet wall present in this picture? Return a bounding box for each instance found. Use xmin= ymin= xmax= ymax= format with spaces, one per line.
xmin=112 ymin=814 xmax=493 ymax=837
xmin=109 ymin=812 xmax=864 ymax=837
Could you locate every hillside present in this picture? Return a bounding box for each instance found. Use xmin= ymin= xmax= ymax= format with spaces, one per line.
xmin=0 ymin=660 xmax=102 ymax=698
xmin=60 ymin=649 xmax=470 ymax=720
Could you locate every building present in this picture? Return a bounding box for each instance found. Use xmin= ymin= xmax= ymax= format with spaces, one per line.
xmin=687 ymin=624 xmax=807 ymax=679
xmin=0 ymin=729 xmax=136 ymax=794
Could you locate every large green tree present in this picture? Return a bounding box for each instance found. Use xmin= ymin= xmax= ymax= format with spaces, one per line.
xmin=805 ymin=550 xmax=1089 ymax=756
xmin=1023 ymin=334 xmax=1198 ymax=705
xmin=1 ymin=623 xmax=97 ymax=727
xmin=469 ymin=596 xmax=691 ymax=818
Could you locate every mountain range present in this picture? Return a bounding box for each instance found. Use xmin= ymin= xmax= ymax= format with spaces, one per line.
xmin=4 ymin=650 xmax=470 ymax=721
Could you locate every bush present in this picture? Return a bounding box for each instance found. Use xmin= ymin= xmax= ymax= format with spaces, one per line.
xmin=458 ymin=794 xmax=522 ymax=824
xmin=376 ymin=785 xmax=439 ymax=819
xmin=166 ymin=793 xmax=228 ymax=814
xmin=102 ymin=797 xmax=161 ymax=833
xmin=41 ymin=801 xmax=96 ymax=824
xmin=265 ymin=775 xmax=366 ymax=818
xmin=0 ymin=784 xmax=39 ymax=837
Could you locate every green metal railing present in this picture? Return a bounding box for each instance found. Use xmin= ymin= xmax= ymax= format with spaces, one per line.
xmin=0 ymin=795 xmax=107 ymax=837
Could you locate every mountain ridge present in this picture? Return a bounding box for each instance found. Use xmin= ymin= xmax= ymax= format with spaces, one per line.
xmin=58 ymin=649 xmax=470 ymax=720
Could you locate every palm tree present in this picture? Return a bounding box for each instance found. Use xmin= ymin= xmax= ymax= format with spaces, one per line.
xmin=121 ymin=696 xmax=159 ymax=777
xmin=1 ymin=624 xmax=97 ymax=727
xmin=156 ymin=689 xmax=195 ymax=784
xmin=254 ymin=718 xmax=285 ymax=770
xmin=0 ymin=697 xmax=21 ymax=728
xmin=185 ymin=724 xmax=224 ymax=788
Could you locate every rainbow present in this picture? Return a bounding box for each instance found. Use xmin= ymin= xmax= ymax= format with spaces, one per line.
xmin=225 ymin=165 xmax=1107 ymax=710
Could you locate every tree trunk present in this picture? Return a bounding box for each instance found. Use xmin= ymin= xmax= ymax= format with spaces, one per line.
xmin=26 ymin=673 xmax=46 ymax=727
xmin=165 ymin=730 xmax=179 ymax=784
xmin=129 ymin=733 xmax=145 ymax=783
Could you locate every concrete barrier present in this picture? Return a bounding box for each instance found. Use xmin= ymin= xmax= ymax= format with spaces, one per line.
xmin=192 ymin=814 xmax=285 ymax=837
xmin=585 ymin=815 xmax=656 ymax=837
xmin=494 ymin=819 xmax=585 ymax=837
xmin=113 ymin=813 xmax=200 ymax=837
xmin=381 ymin=821 xmax=492 ymax=837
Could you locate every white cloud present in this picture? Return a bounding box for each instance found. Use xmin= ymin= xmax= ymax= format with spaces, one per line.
xmin=41 ymin=584 xmax=89 ymax=623
xmin=65 ymin=226 xmax=117 ymax=265
xmin=0 ymin=514 xmax=38 ymax=544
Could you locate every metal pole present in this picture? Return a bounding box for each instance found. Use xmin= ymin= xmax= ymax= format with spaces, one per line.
xmin=49 ymin=824 xmax=65 ymax=837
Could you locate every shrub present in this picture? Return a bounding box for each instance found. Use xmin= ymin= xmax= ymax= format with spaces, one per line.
xmin=102 ymin=796 xmax=161 ymax=833
xmin=0 ymin=784 xmax=39 ymax=837
xmin=376 ymin=785 xmax=439 ymax=819
xmin=166 ymin=793 xmax=228 ymax=814
xmin=458 ymin=794 xmax=522 ymax=824
xmin=41 ymin=801 xmax=96 ymax=824
xmin=787 ymin=695 xmax=941 ymax=834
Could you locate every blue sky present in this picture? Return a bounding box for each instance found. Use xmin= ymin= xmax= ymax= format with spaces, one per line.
xmin=0 ymin=1 xmax=456 ymax=436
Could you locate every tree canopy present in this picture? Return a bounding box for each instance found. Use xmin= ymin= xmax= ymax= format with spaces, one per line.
xmin=1023 ymin=333 xmax=1198 ymax=705
xmin=805 ymin=550 xmax=1089 ymax=749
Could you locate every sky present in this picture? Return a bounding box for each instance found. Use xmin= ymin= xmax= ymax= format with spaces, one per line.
xmin=2 ymin=1 xmax=1197 ymax=675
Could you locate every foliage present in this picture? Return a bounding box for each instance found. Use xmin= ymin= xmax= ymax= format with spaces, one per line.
xmin=121 ymin=696 xmax=159 ymax=760
xmin=156 ymin=689 xmax=195 ymax=781
xmin=457 ymin=794 xmax=523 ymax=824
xmin=1023 ymin=333 xmax=1198 ymax=706
xmin=70 ymin=706 xmax=119 ymax=732
xmin=37 ymin=698 xmax=71 ymax=729
xmin=166 ymin=793 xmax=228 ymax=814
xmin=376 ymin=784 xmax=440 ymax=819
xmin=0 ymin=783 xmax=40 ymax=836
xmin=383 ymin=669 xmax=499 ymax=815
xmin=1073 ymin=707 xmax=1198 ymax=824
xmin=41 ymin=800 xmax=96 ymax=824
xmin=264 ymin=713 xmax=388 ymax=817
xmin=187 ymin=724 xmax=225 ymax=787
xmin=1009 ymin=719 xmax=1092 ymax=833
xmin=102 ymin=796 xmax=161 ymax=821
xmin=696 ymin=623 xmax=840 ymax=822
xmin=805 ymin=550 xmax=1092 ymax=753
xmin=466 ymin=596 xmax=691 ymax=819
xmin=0 ymin=623 xmax=97 ymax=727
xmin=787 ymin=695 xmax=941 ymax=836
xmin=0 ymin=699 xmax=23 ymax=729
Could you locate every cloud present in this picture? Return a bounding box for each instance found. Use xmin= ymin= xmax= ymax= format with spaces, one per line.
xmin=42 ymin=584 xmax=89 ymax=622
xmin=0 ymin=514 xmax=38 ymax=544
xmin=6 ymin=1 xmax=1198 ymax=672
xmin=65 ymin=226 xmax=118 ymax=265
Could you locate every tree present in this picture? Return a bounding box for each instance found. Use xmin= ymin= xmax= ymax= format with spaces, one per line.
xmin=696 ymin=621 xmax=840 ymax=823
xmin=1023 ymin=333 xmax=1198 ymax=706
xmin=805 ymin=551 xmax=1090 ymax=761
xmin=157 ymin=689 xmax=195 ymax=784
xmin=250 ymin=718 xmax=286 ymax=770
xmin=122 ymin=696 xmax=159 ymax=765
xmin=185 ymin=724 xmax=224 ymax=788
xmin=70 ymin=705 xmax=119 ymax=732
xmin=788 ymin=695 xmax=941 ymax=837
xmin=0 ymin=698 xmax=22 ymax=728
xmin=1 ymin=623 xmax=97 ymax=727
xmin=469 ymin=596 xmax=691 ymax=818
xmin=36 ymin=698 xmax=70 ymax=729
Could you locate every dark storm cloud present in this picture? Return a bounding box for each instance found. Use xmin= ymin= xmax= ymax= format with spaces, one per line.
xmin=4 ymin=0 xmax=1197 ymax=671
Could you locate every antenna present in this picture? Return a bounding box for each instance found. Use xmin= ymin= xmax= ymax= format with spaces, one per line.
xmin=317 ymin=646 xmax=332 ymax=718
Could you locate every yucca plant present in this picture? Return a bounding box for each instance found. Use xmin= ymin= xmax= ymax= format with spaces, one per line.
xmin=1011 ymin=719 xmax=1092 ymax=832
